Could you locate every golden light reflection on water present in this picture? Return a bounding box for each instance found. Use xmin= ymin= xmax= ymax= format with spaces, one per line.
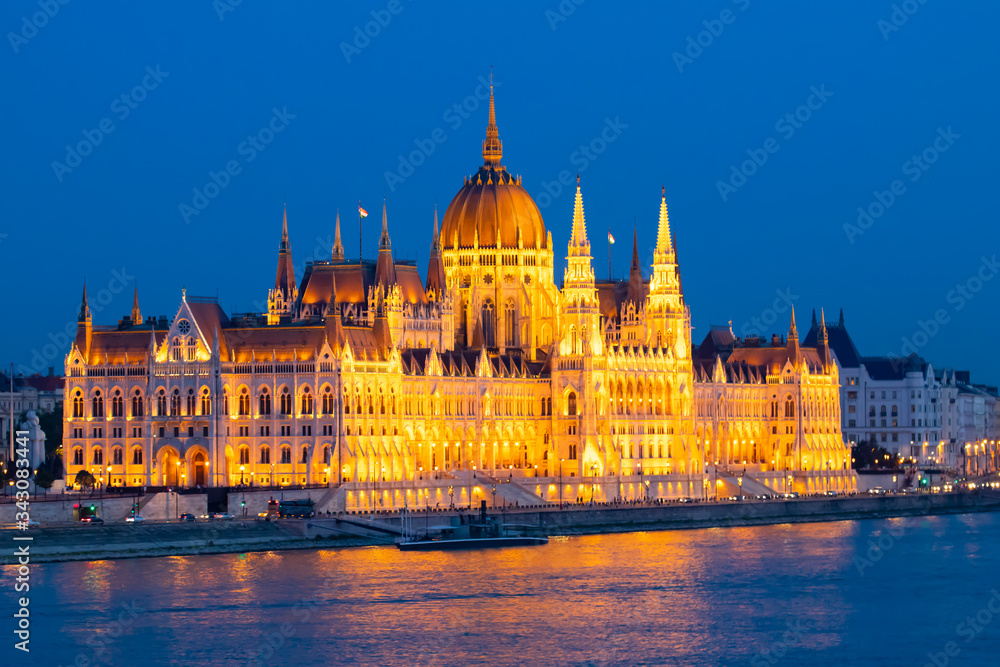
xmin=33 ymin=514 xmax=1000 ymax=666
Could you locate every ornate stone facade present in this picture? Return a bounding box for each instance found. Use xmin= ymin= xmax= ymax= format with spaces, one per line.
xmin=62 ymin=84 xmax=854 ymax=506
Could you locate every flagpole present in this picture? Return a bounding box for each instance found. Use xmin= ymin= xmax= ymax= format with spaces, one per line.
xmin=608 ymin=227 xmax=612 ymax=281
xmin=358 ymin=200 xmax=362 ymax=262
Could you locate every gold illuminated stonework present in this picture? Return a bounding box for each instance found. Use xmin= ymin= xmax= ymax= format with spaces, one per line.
xmin=61 ymin=85 xmax=855 ymax=507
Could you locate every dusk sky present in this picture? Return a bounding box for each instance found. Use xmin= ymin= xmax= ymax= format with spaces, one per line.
xmin=3 ymin=1 xmax=998 ymax=382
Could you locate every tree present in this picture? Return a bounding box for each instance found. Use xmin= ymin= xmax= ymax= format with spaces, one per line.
xmin=851 ymin=440 xmax=896 ymax=470
xmin=74 ymin=469 xmax=96 ymax=489
xmin=34 ymin=467 xmax=55 ymax=489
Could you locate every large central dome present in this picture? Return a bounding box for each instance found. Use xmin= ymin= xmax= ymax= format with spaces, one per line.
xmin=440 ymin=83 xmax=548 ymax=250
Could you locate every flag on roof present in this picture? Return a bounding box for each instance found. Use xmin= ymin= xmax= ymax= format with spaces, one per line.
xmin=359 ymin=205 xmax=368 ymax=218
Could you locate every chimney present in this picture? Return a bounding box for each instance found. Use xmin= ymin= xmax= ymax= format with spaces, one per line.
xmin=48 ymin=366 xmax=54 ymax=377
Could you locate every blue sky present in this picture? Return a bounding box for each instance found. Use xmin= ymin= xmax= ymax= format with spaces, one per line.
xmin=2 ymin=1 xmax=998 ymax=383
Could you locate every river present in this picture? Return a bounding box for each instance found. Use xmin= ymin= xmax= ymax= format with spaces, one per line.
xmin=6 ymin=512 xmax=1000 ymax=666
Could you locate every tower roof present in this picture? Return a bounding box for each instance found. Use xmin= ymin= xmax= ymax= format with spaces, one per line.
xmin=275 ymin=205 xmax=296 ymax=293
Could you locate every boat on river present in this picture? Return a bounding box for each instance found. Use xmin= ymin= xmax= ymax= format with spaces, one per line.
xmin=396 ymin=502 xmax=548 ymax=551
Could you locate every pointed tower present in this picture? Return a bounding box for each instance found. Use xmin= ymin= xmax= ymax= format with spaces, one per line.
xmin=559 ymin=176 xmax=599 ymax=355
xmin=786 ymin=307 xmax=801 ymax=367
xmin=482 ymin=70 xmax=503 ymax=166
xmin=426 ymin=205 xmax=446 ymax=301
xmin=817 ymin=308 xmax=833 ymax=371
xmin=374 ymin=199 xmax=396 ymax=290
xmin=324 ymin=269 xmax=346 ymax=353
xmin=268 ymin=204 xmax=298 ymax=324
xmin=331 ymin=209 xmax=345 ymax=262
xmin=74 ymin=281 xmax=92 ymax=361
xmin=646 ymin=187 xmax=686 ymax=349
xmin=626 ymin=229 xmax=644 ymax=305
xmin=131 ymin=285 xmax=142 ymax=325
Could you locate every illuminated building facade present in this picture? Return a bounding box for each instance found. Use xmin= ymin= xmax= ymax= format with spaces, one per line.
xmin=62 ymin=84 xmax=855 ymax=505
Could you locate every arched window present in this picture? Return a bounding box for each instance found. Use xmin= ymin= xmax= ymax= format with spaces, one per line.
xmin=880 ymin=405 xmax=887 ymax=417
xmin=785 ymin=399 xmax=795 ymax=418
xmin=72 ymin=447 xmax=84 ymax=465
xmin=111 ymin=389 xmax=123 ymax=418
xmin=186 ymin=388 xmax=196 ymax=415
xmin=343 ymin=387 xmax=350 ymax=414
xmin=73 ymin=389 xmax=84 ymax=418
xmin=891 ymin=405 xmax=898 ymax=417
xmin=379 ymin=388 xmax=386 ymax=415
xmin=323 ymin=446 xmax=330 ymax=463
xmin=569 ymin=326 xmax=577 ymax=355
xmin=170 ymin=388 xmax=181 ymax=416
xmin=279 ymin=387 xmax=292 ymax=415
xmin=260 ymin=446 xmax=271 ymax=464
xmin=504 ymin=298 xmax=516 ymax=347
xmin=131 ymin=447 xmax=143 ymax=465
xmin=222 ymin=387 xmax=229 ymax=414
xmin=132 ymin=389 xmax=144 ymax=418
xmin=869 ymin=406 xmax=876 ymax=417
xmin=567 ymin=392 xmax=578 ymax=416
xmin=171 ymin=336 xmax=182 ymax=361
xmin=186 ymin=337 xmax=196 ymax=361
xmin=238 ymin=388 xmax=250 ymax=416
xmin=92 ymin=390 xmax=104 ymax=418
xmin=366 ymin=388 xmax=373 ymax=415
xmin=280 ymin=447 xmax=292 ymax=464
xmin=301 ymin=387 xmax=313 ymax=415
xmin=112 ymin=447 xmax=123 ymax=466
xmin=93 ymin=447 xmax=103 ymax=465
xmin=201 ymin=388 xmax=211 ymax=416
xmin=259 ymin=387 xmax=271 ymax=416
xmin=239 ymin=447 xmax=250 ymax=465
xmin=322 ymin=386 xmax=334 ymax=414
xmin=481 ymin=299 xmax=496 ymax=348
xmin=300 ymin=446 xmax=309 ymax=464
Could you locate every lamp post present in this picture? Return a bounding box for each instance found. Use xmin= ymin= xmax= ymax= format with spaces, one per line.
xmin=638 ymin=462 xmax=643 ymax=503
xmin=240 ymin=464 xmax=245 ymax=486
xmin=590 ymin=463 xmax=598 ymax=504
xmin=469 ymin=465 xmax=475 ymax=511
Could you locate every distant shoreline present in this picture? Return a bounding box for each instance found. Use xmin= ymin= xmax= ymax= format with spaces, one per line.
xmin=6 ymin=492 xmax=999 ymax=565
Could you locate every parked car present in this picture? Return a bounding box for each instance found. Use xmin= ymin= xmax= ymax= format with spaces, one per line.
xmin=80 ymin=516 xmax=104 ymax=524
xmin=125 ymin=515 xmax=146 ymax=523
xmin=754 ymin=494 xmax=774 ymax=500
xmin=678 ymin=497 xmax=696 ymax=504
xmin=179 ymin=513 xmax=197 ymax=522
xmin=211 ymin=512 xmax=235 ymax=521
xmin=868 ymin=487 xmax=886 ymax=495
xmin=782 ymin=492 xmax=800 ymax=499
xmin=724 ymin=495 xmax=746 ymax=502
xmin=822 ymin=490 xmax=839 ymax=497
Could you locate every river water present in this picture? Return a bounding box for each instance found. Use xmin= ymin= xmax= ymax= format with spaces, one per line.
xmin=6 ymin=512 xmax=1000 ymax=666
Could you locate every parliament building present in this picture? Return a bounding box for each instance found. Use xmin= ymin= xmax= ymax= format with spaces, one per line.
xmin=63 ymin=84 xmax=854 ymax=509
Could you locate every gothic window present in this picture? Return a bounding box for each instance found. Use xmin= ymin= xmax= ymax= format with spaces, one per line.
xmin=785 ymin=398 xmax=795 ymax=419
xmin=170 ymin=389 xmax=181 ymax=416
xmin=323 ymin=446 xmax=330 ymax=463
xmin=238 ymin=388 xmax=250 ymax=416
xmin=504 ymin=298 xmax=516 ymax=347
xmin=156 ymin=389 xmax=167 ymax=416
xmin=343 ymin=387 xmax=350 ymax=414
xmin=301 ymin=446 xmax=309 ymax=464
xmin=891 ymin=405 xmax=898 ymax=417
xmin=186 ymin=388 xmax=196 ymax=415
xmin=869 ymin=406 xmax=876 ymax=417
xmin=92 ymin=390 xmax=104 ymax=418
xmin=366 ymin=388 xmax=373 ymax=415
xmin=301 ymin=387 xmax=313 ymax=415
xmin=131 ymin=447 xmax=143 ymax=465
xmin=201 ymin=388 xmax=211 ymax=416
xmin=390 ymin=389 xmax=396 ymax=414
xmin=567 ymin=392 xmax=578 ymax=416
xmin=569 ymin=444 xmax=578 ymax=459
xmin=880 ymin=406 xmax=887 ymax=417
xmin=260 ymin=446 xmax=271 ymax=464
xmin=72 ymin=447 xmax=83 ymax=465
xmin=186 ymin=337 xmax=196 ymax=361
xmin=111 ymin=389 xmax=123 ymax=418
xmin=322 ymin=386 xmax=334 ymax=415
xmin=259 ymin=387 xmax=272 ymax=415
xmin=481 ymin=299 xmax=496 ymax=348
xmin=112 ymin=447 xmax=123 ymax=466
xmin=280 ymin=387 xmax=292 ymax=415
xmin=239 ymin=447 xmax=250 ymax=465
xmin=569 ymin=326 xmax=577 ymax=355
xmin=379 ymin=389 xmax=386 ymax=415
xmin=72 ymin=389 xmax=84 ymax=418
xmin=132 ymin=390 xmax=144 ymax=418
xmin=222 ymin=387 xmax=229 ymax=414
xmin=280 ymin=447 xmax=291 ymax=464
xmin=93 ymin=447 xmax=103 ymax=465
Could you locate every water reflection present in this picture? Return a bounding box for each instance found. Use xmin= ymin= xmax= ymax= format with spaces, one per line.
xmin=15 ymin=513 xmax=1000 ymax=666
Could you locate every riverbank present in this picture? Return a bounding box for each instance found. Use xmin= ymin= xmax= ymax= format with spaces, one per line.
xmin=6 ymin=492 xmax=999 ymax=564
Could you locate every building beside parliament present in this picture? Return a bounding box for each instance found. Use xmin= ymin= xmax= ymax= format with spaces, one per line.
xmin=62 ymin=84 xmax=854 ymax=507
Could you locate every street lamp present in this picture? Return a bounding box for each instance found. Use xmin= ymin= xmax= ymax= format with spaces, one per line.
xmin=240 ymin=464 xmax=245 ymax=486
xmin=559 ymin=458 xmax=565 ymax=509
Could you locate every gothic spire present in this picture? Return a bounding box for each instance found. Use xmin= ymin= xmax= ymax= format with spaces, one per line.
xmin=426 ymin=205 xmax=446 ymax=299
xmin=655 ymin=186 xmax=673 ymax=256
xmin=789 ymin=306 xmax=799 ymax=340
xmin=786 ymin=307 xmax=801 ymax=366
xmin=280 ymin=203 xmax=290 ymax=251
xmin=568 ymin=175 xmax=590 ymax=255
xmin=332 ymin=209 xmax=345 ymax=262
xmin=78 ymin=281 xmax=90 ymax=322
xmin=630 ymin=228 xmax=641 ymax=274
xmin=482 ymin=68 xmax=503 ymax=165
xmin=379 ymin=199 xmax=391 ymax=250
xmin=131 ymin=284 xmax=141 ymax=325
xmin=274 ymin=204 xmax=295 ymax=293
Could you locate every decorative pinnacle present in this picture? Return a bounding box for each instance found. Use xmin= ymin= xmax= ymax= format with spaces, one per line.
xmin=482 ymin=67 xmax=503 ymax=165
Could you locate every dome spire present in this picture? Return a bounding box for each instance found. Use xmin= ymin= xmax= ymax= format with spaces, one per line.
xmin=569 ymin=174 xmax=590 ymax=253
xmin=482 ymin=67 xmax=503 ymax=165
